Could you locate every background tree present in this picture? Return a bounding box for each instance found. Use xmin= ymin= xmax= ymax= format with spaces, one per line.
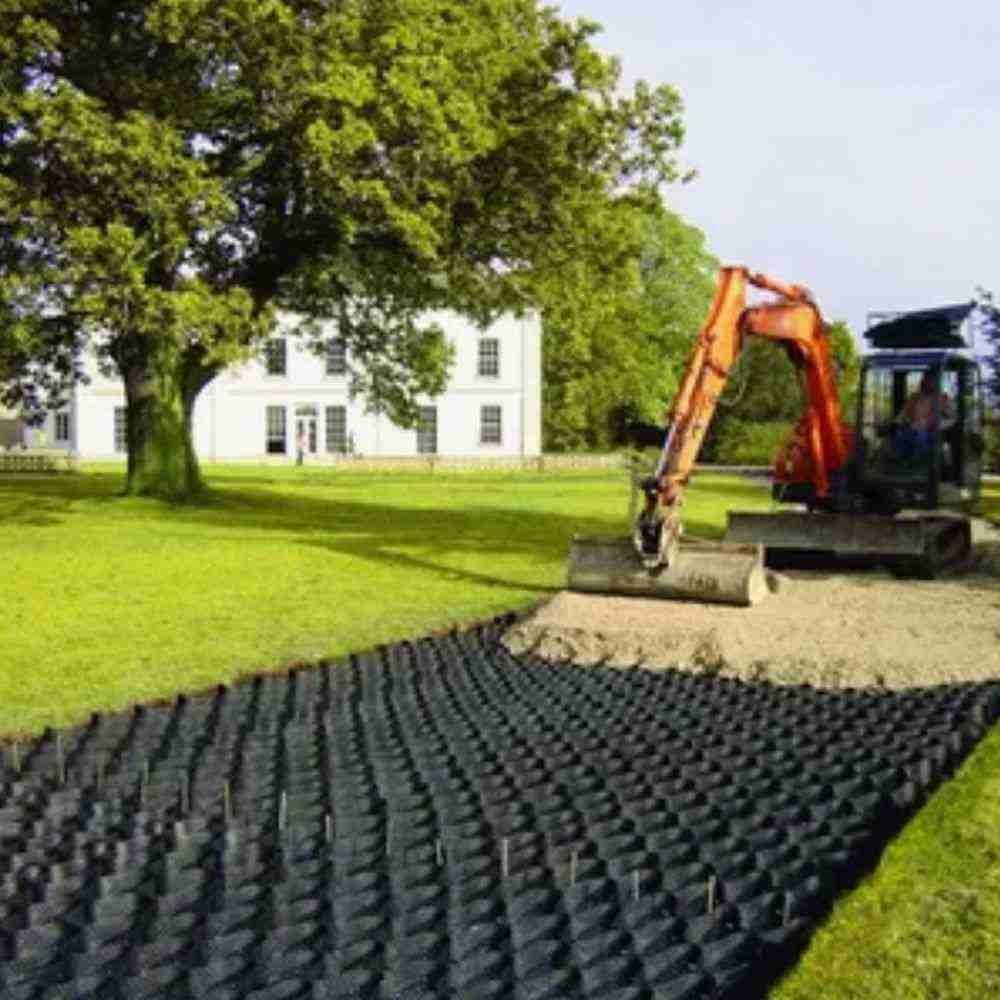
xmin=541 ymin=197 xmax=717 ymax=450
xmin=702 ymin=319 xmax=860 ymax=464
xmin=0 ymin=0 xmax=686 ymax=497
xmin=974 ymin=291 xmax=1000 ymax=472
xmin=974 ymin=290 xmax=1000 ymax=408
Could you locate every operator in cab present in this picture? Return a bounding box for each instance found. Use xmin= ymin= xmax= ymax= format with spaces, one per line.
xmin=893 ymin=370 xmax=955 ymax=460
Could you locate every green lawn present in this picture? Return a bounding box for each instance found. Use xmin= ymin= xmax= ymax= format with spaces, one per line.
xmin=980 ymin=481 xmax=1000 ymax=522
xmin=770 ymin=479 xmax=1000 ymax=999
xmin=2 ymin=464 xmax=998 ymax=999
xmin=771 ymin=722 xmax=1000 ymax=999
xmin=0 ymin=463 xmax=769 ymax=737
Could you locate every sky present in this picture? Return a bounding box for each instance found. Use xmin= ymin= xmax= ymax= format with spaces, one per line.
xmin=556 ymin=0 xmax=999 ymax=344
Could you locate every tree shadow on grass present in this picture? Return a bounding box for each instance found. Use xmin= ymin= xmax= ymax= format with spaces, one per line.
xmin=0 ymin=472 xmax=124 ymax=526
xmin=23 ymin=471 xmax=987 ymax=598
xmin=0 ymin=471 xmax=732 ymax=595
xmin=202 ymin=485 xmax=711 ymax=595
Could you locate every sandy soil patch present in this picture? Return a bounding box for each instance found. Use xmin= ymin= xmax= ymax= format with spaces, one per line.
xmin=504 ymin=528 xmax=1000 ymax=691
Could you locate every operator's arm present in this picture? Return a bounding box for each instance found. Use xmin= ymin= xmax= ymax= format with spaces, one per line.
xmin=940 ymin=393 xmax=956 ymax=430
xmin=897 ymin=393 xmax=917 ymax=426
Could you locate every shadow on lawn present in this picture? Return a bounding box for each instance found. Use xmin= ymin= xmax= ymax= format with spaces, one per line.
xmin=0 ymin=471 xmax=733 ymax=595
xmin=0 ymin=472 xmax=736 ymax=593
xmin=14 ymin=471 xmax=991 ymax=595
xmin=203 ymin=485 xmax=740 ymax=594
xmin=0 ymin=472 xmax=123 ymax=526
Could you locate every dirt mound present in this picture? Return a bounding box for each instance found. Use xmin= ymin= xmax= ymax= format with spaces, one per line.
xmin=505 ymin=540 xmax=1000 ymax=691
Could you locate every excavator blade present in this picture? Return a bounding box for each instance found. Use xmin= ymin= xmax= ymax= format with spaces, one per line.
xmin=567 ymin=535 xmax=769 ymax=606
xmin=725 ymin=510 xmax=926 ymax=555
xmin=724 ymin=510 xmax=972 ymax=578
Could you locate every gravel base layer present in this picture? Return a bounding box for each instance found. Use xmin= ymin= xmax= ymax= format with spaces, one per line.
xmin=1 ymin=618 xmax=999 ymax=1000
xmin=505 ymin=532 xmax=1000 ymax=691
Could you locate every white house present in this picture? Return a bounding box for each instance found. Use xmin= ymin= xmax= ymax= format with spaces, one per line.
xmin=23 ymin=311 xmax=542 ymax=460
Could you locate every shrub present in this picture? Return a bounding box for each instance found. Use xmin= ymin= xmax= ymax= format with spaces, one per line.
xmin=713 ymin=420 xmax=793 ymax=466
xmin=985 ymin=423 xmax=1000 ymax=474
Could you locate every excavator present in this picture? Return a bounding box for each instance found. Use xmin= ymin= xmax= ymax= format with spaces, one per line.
xmin=567 ymin=266 xmax=985 ymax=606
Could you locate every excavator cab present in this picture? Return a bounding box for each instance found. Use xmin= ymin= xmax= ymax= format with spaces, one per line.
xmin=854 ymin=307 xmax=985 ymax=514
xmin=855 ymin=353 xmax=984 ymax=511
xmin=728 ymin=299 xmax=985 ymax=579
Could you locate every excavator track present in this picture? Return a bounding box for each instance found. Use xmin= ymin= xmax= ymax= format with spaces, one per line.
xmin=889 ymin=516 xmax=972 ymax=579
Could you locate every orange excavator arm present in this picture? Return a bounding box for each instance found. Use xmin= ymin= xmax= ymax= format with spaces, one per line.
xmin=637 ymin=266 xmax=851 ymax=568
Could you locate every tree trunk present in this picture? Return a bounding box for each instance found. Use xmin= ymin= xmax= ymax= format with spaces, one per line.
xmin=123 ymin=355 xmax=215 ymax=500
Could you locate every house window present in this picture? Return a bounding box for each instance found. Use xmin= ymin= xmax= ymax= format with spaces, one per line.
xmin=325 ymin=338 xmax=347 ymax=376
xmin=265 ymin=338 xmax=287 ymax=376
xmin=417 ymin=406 xmax=437 ymax=455
xmin=478 ymin=338 xmax=500 ymax=378
xmin=54 ymin=412 xmax=70 ymax=442
xmin=266 ymin=405 xmax=287 ymax=454
xmin=113 ymin=407 xmax=127 ymax=452
xmin=325 ymin=405 xmax=347 ymax=453
xmin=480 ymin=404 xmax=502 ymax=445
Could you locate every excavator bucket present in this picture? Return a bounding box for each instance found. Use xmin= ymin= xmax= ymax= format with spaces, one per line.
xmin=567 ymin=535 xmax=770 ymax=606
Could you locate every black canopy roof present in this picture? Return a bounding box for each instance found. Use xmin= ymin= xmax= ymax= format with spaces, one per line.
xmin=865 ymin=303 xmax=975 ymax=349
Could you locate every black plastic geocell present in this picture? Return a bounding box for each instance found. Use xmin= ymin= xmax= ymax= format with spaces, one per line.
xmin=0 ymin=615 xmax=997 ymax=998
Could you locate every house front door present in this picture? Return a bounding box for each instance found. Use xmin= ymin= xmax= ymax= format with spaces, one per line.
xmin=295 ymin=405 xmax=318 ymax=456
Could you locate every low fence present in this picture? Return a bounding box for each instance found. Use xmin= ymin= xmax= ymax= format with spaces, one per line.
xmin=82 ymin=453 xmax=773 ymax=474
xmin=332 ymin=453 xmax=625 ymax=473
xmin=279 ymin=455 xmax=770 ymax=474
xmin=0 ymin=449 xmax=79 ymax=474
xmin=200 ymin=452 xmax=628 ymax=473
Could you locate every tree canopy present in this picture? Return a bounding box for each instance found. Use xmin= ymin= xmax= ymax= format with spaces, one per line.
xmin=541 ymin=198 xmax=717 ymax=451
xmin=0 ymin=0 xmax=687 ymax=496
xmin=974 ymin=291 xmax=1000 ymax=410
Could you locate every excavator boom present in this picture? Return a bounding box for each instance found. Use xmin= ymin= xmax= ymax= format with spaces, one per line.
xmin=657 ymin=270 xmax=846 ymax=509
xmin=568 ymin=265 xmax=854 ymax=605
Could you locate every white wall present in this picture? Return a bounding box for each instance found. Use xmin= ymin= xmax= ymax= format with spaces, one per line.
xmin=67 ymin=310 xmax=542 ymax=460
xmin=521 ymin=313 xmax=543 ymax=455
xmin=20 ymin=398 xmax=83 ymax=453
xmin=69 ymin=353 xmax=126 ymax=458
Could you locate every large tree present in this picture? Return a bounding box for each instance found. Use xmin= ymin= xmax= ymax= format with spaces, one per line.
xmin=0 ymin=1 xmax=685 ymax=497
xmin=541 ymin=198 xmax=717 ymax=451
